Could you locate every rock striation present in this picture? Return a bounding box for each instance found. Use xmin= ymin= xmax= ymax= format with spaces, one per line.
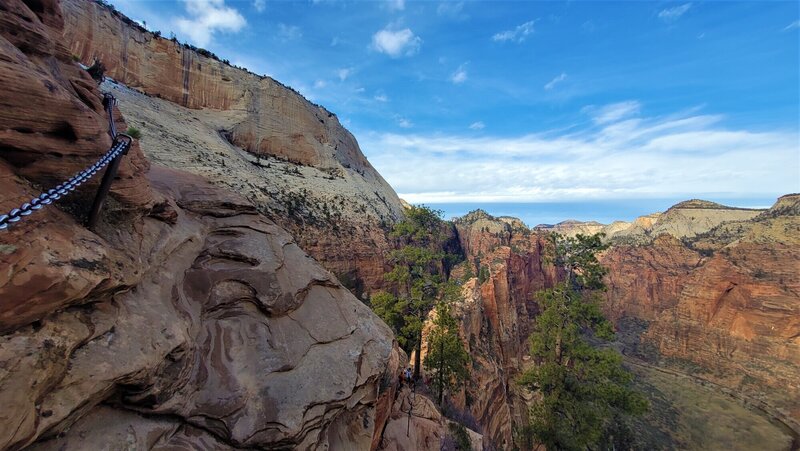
xmin=603 ymin=195 xmax=800 ymax=419
xmin=58 ymin=0 xmax=405 ymax=295
xmin=436 ymin=210 xmax=559 ymax=447
xmin=444 ymin=200 xmax=799 ymax=447
xmin=0 ymin=2 xmax=400 ymax=449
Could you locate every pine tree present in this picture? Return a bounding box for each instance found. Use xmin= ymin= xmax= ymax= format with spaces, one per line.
xmin=423 ymin=285 xmax=470 ymax=406
xmin=373 ymin=205 xmax=452 ymax=380
xmin=520 ymin=233 xmax=648 ymax=450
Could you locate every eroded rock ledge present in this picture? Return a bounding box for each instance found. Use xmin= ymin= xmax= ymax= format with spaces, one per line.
xmin=0 ymin=2 xmax=400 ymax=448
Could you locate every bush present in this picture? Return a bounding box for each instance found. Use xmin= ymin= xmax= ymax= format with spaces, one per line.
xmin=125 ymin=126 xmax=142 ymax=139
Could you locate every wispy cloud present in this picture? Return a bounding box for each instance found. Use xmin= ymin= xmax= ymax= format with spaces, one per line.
xmin=397 ymin=117 xmax=413 ymax=128
xmin=374 ymin=93 xmax=389 ymax=102
xmin=314 ymin=79 xmax=327 ymax=89
xmin=337 ymin=67 xmax=353 ymax=81
xmin=253 ymin=0 xmax=265 ymax=13
xmin=782 ymin=20 xmax=800 ymax=31
xmin=583 ymin=101 xmax=641 ymax=124
xmin=277 ymin=23 xmax=302 ymax=41
xmin=658 ymin=3 xmax=692 ymax=22
xmin=385 ymin=0 xmax=405 ymax=12
xmin=371 ymin=26 xmax=422 ymax=57
xmin=174 ymin=0 xmax=246 ymax=47
xmin=450 ymin=63 xmax=468 ymax=84
xmin=437 ymin=1 xmax=466 ymax=19
xmin=469 ymin=121 xmax=485 ymax=130
xmin=359 ymin=103 xmax=797 ymax=203
xmin=492 ymin=20 xmax=535 ymax=43
xmin=544 ymin=72 xmax=567 ymax=90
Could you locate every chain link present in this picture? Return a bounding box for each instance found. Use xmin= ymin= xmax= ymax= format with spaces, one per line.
xmin=0 ymin=94 xmax=130 ymax=231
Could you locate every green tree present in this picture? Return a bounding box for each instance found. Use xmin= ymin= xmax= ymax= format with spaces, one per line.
xmin=423 ymin=287 xmax=470 ymax=406
xmin=378 ymin=205 xmax=452 ymax=380
xmin=520 ymin=233 xmax=647 ymax=450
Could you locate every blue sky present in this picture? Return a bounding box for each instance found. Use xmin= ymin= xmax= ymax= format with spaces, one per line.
xmin=112 ymin=0 xmax=799 ymax=203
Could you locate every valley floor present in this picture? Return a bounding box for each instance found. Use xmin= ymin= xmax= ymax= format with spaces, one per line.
xmin=626 ymin=358 xmax=797 ymax=451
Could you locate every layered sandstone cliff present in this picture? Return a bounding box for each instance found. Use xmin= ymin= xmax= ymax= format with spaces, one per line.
xmin=603 ymin=196 xmax=800 ymax=420
xmin=0 ymin=2 xmax=400 ymax=449
xmin=443 ymin=201 xmax=799 ymax=447
xmin=434 ymin=210 xmax=559 ymax=447
xmin=58 ymin=0 xmax=405 ymax=294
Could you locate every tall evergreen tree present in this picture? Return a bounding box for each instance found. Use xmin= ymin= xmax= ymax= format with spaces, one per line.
xmin=423 ymin=284 xmax=470 ymax=406
xmin=520 ymin=233 xmax=648 ymax=450
xmin=371 ymin=206 xmax=451 ymax=380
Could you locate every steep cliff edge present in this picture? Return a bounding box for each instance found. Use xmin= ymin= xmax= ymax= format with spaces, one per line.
xmin=607 ymin=195 xmax=800 ymax=420
xmin=58 ymin=0 xmax=404 ymax=293
xmin=444 ymin=201 xmax=799 ymax=447
xmin=439 ymin=210 xmax=559 ymax=447
xmin=0 ymin=2 xmax=399 ymax=449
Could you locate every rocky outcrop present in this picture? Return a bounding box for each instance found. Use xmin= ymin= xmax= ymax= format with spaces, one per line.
xmin=442 ymin=211 xmax=558 ymax=447
xmin=378 ymin=387 xmax=483 ymax=451
xmin=448 ymin=200 xmax=800 ymax=447
xmin=0 ymin=2 xmax=398 ymax=449
xmin=600 ymin=196 xmax=800 ymax=420
xmin=534 ymin=219 xmax=605 ymax=236
xmin=1 ymin=167 xmax=397 ymax=450
xmin=58 ymin=0 xmax=405 ymax=295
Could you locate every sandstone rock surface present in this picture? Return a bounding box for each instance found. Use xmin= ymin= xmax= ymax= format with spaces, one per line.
xmin=378 ymin=387 xmax=483 ymax=451
xmin=446 ymin=201 xmax=799 ymax=447
xmin=442 ymin=210 xmax=559 ymax=447
xmin=0 ymin=2 xmax=399 ymax=449
xmin=58 ymin=0 xmax=405 ymax=295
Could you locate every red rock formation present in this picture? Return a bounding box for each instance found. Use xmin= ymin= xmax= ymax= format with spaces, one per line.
xmin=602 ymin=235 xmax=702 ymax=323
xmin=445 ymin=211 xmax=558 ymax=447
xmin=600 ymin=198 xmax=800 ymax=420
xmin=56 ymin=0 xmax=404 ymax=296
xmin=0 ymin=2 xmax=400 ymax=449
xmin=444 ymin=204 xmax=800 ymax=446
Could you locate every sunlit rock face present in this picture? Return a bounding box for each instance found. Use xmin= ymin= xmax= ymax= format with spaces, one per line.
xmin=440 ymin=199 xmax=800 ymax=447
xmin=603 ymin=195 xmax=800 ymax=418
xmin=58 ymin=0 xmax=405 ymax=296
xmin=440 ymin=210 xmax=559 ymax=448
xmin=0 ymin=2 xmax=399 ymax=449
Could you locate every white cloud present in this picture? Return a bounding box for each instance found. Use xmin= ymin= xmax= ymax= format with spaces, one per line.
xmin=314 ymin=79 xmax=327 ymax=89
xmin=583 ymin=101 xmax=641 ymax=124
xmin=493 ymin=20 xmax=535 ymax=43
xmin=253 ymin=0 xmax=265 ymax=12
xmin=386 ymin=0 xmax=405 ymax=11
xmin=358 ymin=104 xmax=798 ymax=203
xmin=277 ymin=23 xmax=302 ymax=41
xmin=174 ymin=0 xmax=246 ymax=47
xmin=469 ymin=121 xmax=485 ymax=130
xmin=544 ymin=72 xmax=567 ymax=90
xmin=783 ymin=20 xmax=800 ymax=31
xmin=450 ymin=63 xmax=468 ymax=84
xmin=337 ymin=67 xmax=353 ymax=81
xmin=374 ymin=94 xmax=389 ymax=102
xmin=437 ymin=1 xmax=465 ymax=18
xmin=658 ymin=3 xmax=691 ymax=22
xmin=371 ymin=26 xmax=422 ymax=57
xmin=397 ymin=118 xmax=413 ymax=128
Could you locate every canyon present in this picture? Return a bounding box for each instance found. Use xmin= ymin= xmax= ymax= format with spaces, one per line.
xmin=442 ymin=198 xmax=799 ymax=448
xmin=0 ymin=0 xmax=797 ymax=450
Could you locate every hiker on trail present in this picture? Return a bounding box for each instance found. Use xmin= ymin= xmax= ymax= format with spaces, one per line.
xmin=403 ymin=367 xmax=412 ymax=384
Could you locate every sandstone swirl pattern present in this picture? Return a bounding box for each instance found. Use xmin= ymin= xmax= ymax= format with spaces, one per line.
xmin=0 ymin=2 xmax=398 ymax=449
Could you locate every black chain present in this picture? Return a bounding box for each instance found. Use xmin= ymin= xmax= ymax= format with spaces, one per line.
xmin=0 ymin=94 xmax=131 ymax=231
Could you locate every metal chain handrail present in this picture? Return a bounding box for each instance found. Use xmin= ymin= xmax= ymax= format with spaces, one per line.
xmin=0 ymin=94 xmax=131 ymax=231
